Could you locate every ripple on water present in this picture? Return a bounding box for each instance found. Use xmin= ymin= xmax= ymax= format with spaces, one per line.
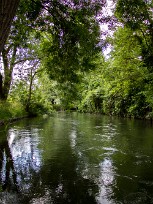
xmin=98 ymin=147 xmax=118 ymax=157
xmin=103 ymin=147 xmax=118 ymax=152
xmin=139 ymin=180 xmax=153 ymax=186
xmin=134 ymin=154 xmax=152 ymax=165
xmin=123 ymin=191 xmax=152 ymax=204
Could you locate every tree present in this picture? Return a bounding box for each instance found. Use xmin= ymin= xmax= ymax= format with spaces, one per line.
xmin=114 ymin=0 xmax=153 ymax=117
xmin=77 ymin=53 xmax=105 ymax=113
xmin=103 ymin=26 xmax=149 ymax=117
xmin=1 ymin=0 xmax=106 ymax=101
xmin=115 ymin=0 xmax=153 ymax=72
xmin=0 ymin=0 xmax=40 ymax=100
xmin=9 ymin=68 xmax=55 ymax=115
xmin=39 ymin=13 xmax=101 ymax=84
xmin=0 ymin=0 xmax=20 ymax=53
xmin=0 ymin=37 xmax=39 ymax=100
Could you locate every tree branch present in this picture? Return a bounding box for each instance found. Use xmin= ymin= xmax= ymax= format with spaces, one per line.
xmin=14 ymin=57 xmax=40 ymax=65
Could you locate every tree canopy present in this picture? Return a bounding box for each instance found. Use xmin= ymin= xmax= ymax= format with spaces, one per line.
xmin=1 ymin=0 xmax=153 ymax=119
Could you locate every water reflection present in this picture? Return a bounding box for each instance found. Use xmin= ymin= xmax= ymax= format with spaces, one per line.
xmin=0 ymin=113 xmax=153 ymax=203
xmin=0 ymin=134 xmax=18 ymax=191
xmin=0 ymin=116 xmax=99 ymax=203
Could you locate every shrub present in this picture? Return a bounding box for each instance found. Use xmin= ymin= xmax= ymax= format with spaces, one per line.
xmin=0 ymin=101 xmax=27 ymax=121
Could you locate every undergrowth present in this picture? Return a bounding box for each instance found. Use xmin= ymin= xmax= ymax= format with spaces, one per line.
xmin=0 ymin=101 xmax=27 ymax=121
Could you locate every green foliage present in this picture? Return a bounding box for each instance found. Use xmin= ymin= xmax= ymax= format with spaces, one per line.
xmin=0 ymin=102 xmax=12 ymax=120
xmin=39 ymin=29 xmax=100 ymax=84
xmin=79 ymin=89 xmax=104 ymax=113
xmin=115 ymin=0 xmax=151 ymax=29
xmin=9 ymin=70 xmax=55 ymax=116
xmin=115 ymin=0 xmax=153 ymax=72
xmin=1 ymin=0 xmax=105 ymax=116
xmin=78 ymin=55 xmax=105 ymax=113
xmin=77 ymin=25 xmax=153 ymax=119
xmin=2 ymin=0 xmax=153 ymax=120
xmin=0 ymin=101 xmax=26 ymax=121
xmin=101 ymin=26 xmax=149 ymax=118
xmin=38 ymin=0 xmax=102 ymax=83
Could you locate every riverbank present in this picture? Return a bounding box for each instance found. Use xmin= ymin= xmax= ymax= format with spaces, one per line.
xmin=0 ymin=101 xmax=28 ymax=126
xmin=0 ymin=116 xmax=29 ymax=126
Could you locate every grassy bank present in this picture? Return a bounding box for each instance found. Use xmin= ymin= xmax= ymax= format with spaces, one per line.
xmin=0 ymin=101 xmax=27 ymax=125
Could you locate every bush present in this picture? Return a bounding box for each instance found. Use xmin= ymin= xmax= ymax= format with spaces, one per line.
xmin=78 ymin=90 xmax=103 ymax=113
xmin=0 ymin=101 xmax=27 ymax=121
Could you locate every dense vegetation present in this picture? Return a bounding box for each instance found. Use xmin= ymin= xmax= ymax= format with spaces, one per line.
xmin=0 ymin=0 xmax=153 ymax=121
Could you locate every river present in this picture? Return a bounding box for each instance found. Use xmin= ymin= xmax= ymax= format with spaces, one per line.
xmin=0 ymin=112 xmax=153 ymax=203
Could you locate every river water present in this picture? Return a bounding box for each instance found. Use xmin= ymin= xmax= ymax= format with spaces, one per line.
xmin=0 ymin=112 xmax=153 ymax=203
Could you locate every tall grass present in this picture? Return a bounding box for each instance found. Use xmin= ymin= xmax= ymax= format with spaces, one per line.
xmin=0 ymin=101 xmax=27 ymax=121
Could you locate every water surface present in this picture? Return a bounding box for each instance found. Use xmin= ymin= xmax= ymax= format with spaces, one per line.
xmin=0 ymin=112 xmax=153 ymax=203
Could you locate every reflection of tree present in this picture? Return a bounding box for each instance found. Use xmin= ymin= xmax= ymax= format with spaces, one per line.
xmin=106 ymin=119 xmax=153 ymax=204
xmin=19 ymin=134 xmax=99 ymax=203
xmin=0 ymin=137 xmax=18 ymax=191
xmin=0 ymin=115 xmax=103 ymax=203
xmin=38 ymin=143 xmax=98 ymax=204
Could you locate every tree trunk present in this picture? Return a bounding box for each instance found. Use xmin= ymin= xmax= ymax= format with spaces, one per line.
xmin=0 ymin=0 xmax=20 ymax=53
xmin=0 ymin=47 xmax=16 ymax=101
xmin=0 ymin=73 xmax=3 ymax=98
xmin=26 ymin=69 xmax=37 ymax=113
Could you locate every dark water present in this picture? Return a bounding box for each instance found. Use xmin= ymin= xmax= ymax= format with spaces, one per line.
xmin=0 ymin=112 xmax=153 ymax=203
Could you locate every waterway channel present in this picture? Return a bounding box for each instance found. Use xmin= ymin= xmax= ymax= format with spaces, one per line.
xmin=0 ymin=112 xmax=153 ymax=203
